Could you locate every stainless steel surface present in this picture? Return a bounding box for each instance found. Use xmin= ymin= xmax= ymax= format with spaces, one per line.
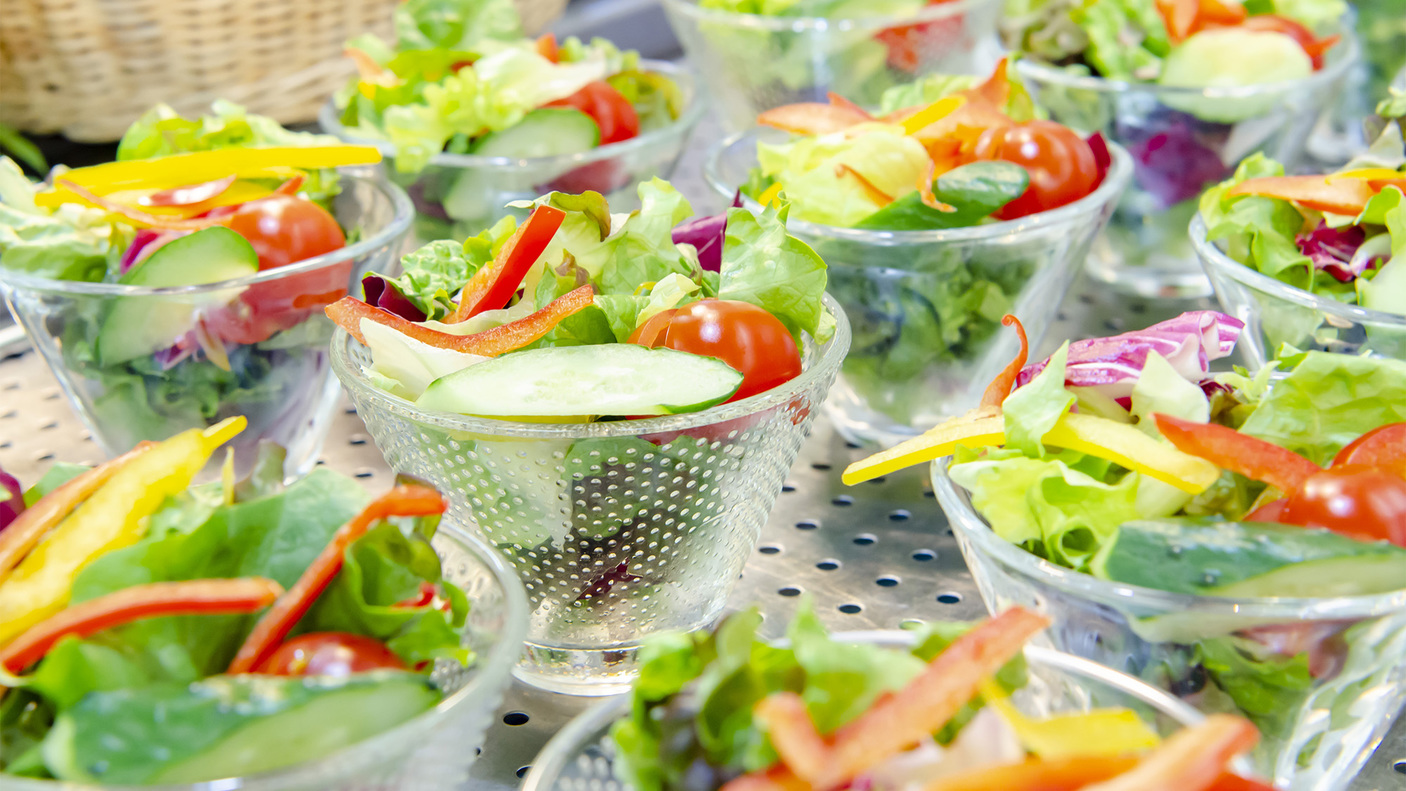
xmin=0 ymin=118 xmax=1401 ymax=791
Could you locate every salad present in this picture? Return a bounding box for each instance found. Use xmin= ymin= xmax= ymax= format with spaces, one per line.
xmin=0 ymin=421 xmax=474 ymax=783
xmin=610 ymin=603 xmax=1274 ymax=791
xmin=1196 ymin=95 xmax=1406 ymax=352
xmin=0 ymin=102 xmax=398 ymax=474
xmin=731 ymin=60 xmax=1118 ymax=436
xmin=329 ymin=0 xmax=689 ymax=238
xmin=843 ymin=312 xmax=1406 ymax=773
xmin=327 ymin=178 xmax=833 ymax=417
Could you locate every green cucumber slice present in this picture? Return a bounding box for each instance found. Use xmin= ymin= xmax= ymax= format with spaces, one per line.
xmin=470 ymin=108 xmax=600 ymax=159
xmin=415 ymin=344 xmax=744 ymax=417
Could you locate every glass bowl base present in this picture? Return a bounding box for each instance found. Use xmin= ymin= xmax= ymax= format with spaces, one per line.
xmin=1086 ymin=245 xmax=1214 ymax=299
xmin=513 ymin=642 xmax=644 ymax=697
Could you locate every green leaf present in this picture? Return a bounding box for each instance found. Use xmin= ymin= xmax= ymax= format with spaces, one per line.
xmin=0 ymin=124 xmax=47 ymax=174
xmin=854 ymin=161 xmax=1029 ymax=231
xmin=1002 ymin=342 xmax=1075 ymax=457
xmin=24 ymin=463 xmax=90 ymax=506
xmin=718 ymin=203 xmax=830 ymax=341
xmin=393 ymin=0 xmax=522 ymax=51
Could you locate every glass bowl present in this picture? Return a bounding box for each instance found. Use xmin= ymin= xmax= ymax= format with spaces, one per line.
xmin=0 ymin=523 xmax=529 ymax=791
xmin=329 ymin=296 xmax=850 ymax=695
xmin=1191 ymin=214 xmax=1406 ymax=366
xmin=0 ymin=173 xmax=413 ymax=478
xmin=932 ymin=461 xmax=1406 ymax=791
xmin=704 ymin=129 xmax=1132 ymax=447
xmin=318 ymin=61 xmax=706 ymax=244
xmin=1016 ymin=36 xmax=1358 ymax=298
xmin=520 ymin=634 xmax=1234 ymax=791
xmin=660 ymin=0 xmax=1003 ymax=130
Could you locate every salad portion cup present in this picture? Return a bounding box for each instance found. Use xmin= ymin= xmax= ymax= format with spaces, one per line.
xmin=661 ymin=0 xmax=1002 ymax=130
xmin=330 ymin=297 xmax=850 ymax=695
xmin=1191 ymin=214 xmax=1406 ymax=365
xmin=0 ymin=173 xmax=413 ymax=477
xmin=521 ymin=637 xmax=1217 ymax=791
xmin=705 ymin=129 xmax=1132 ymax=447
xmin=933 ymin=463 xmax=1406 ymax=791
xmin=1 ymin=524 xmax=529 ymax=791
xmin=319 ymin=61 xmax=705 ymax=243
xmin=1017 ymin=40 xmax=1357 ymax=298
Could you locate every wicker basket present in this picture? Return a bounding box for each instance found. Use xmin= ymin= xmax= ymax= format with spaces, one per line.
xmin=0 ymin=0 xmax=567 ymax=143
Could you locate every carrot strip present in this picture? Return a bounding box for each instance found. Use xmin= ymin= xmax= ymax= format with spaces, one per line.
xmin=1082 ymin=714 xmax=1259 ymax=791
xmin=979 ymin=314 xmax=1029 ymax=408
xmin=1 ymin=578 xmax=283 ymax=674
xmin=923 ymin=755 xmax=1139 ymax=791
xmin=754 ymin=693 xmax=830 ymax=785
xmin=826 ymin=92 xmax=874 ymax=120
xmin=1153 ymin=414 xmax=1321 ymax=494
xmin=227 ymin=486 xmax=447 ymax=673
xmin=757 ymin=104 xmax=871 ymax=135
xmin=1226 ymin=175 xmax=1376 ymax=216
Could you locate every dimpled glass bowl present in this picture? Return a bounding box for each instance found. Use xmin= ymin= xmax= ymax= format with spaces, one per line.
xmin=705 ymin=129 xmax=1132 ymax=447
xmin=330 ymin=297 xmax=850 ymax=695
xmin=0 ymin=524 xmax=528 ymax=791
xmin=661 ymin=0 xmax=1002 ymax=130
xmin=1017 ymin=37 xmax=1357 ymax=297
xmin=0 ymin=173 xmax=412 ymax=478
xmin=1192 ymin=214 xmax=1406 ymax=366
xmin=520 ymin=634 xmax=1225 ymax=791
xmin=933 ymin=461 xmax=1406 ymax=791
xmin=319 ymin=61 xmax=705 ymax=243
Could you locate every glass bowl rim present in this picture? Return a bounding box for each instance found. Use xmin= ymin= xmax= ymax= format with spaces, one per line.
xmin=931 ymin=458 xmax=1406 ymax=618
xmin=1014 ymin=32 xmax=1359 ymax=100
xmin=330 ymin=293 xmax=851 ymax=439
xmin=519 ymin=637 xmax=1207 ymax=791
xmin=319 ymin=60 xmax=707 ymax=171
xmin=703 ymin=132 xmax=1133 ymax=245
xmin=0 ymin=172 xmax=414 ymax=298
xmin=0 ymin=524 xmax=530 ymax=791
xmin=660 ymin=0 xmax=1002 ymax=32
xmin=1190 ymin=213 xmax=1406 ymax=328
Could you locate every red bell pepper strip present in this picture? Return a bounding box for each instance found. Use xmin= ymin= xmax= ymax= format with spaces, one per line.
xmin=923 ymin=755 xmax=1139 ymax=791
xmin=1 ymin=578 xmax=284 ymax=674
xmin=535 ymin=33 xmax=559 ymax=62
xmin=273 ymin=173 xmax=307 ymax=196
xmin=228 ymin=485 xmax=447 ymax=673
xmin=1153 ymin=414 xmax=1321 ymax=495
xmin=446 ymin=205 xmax=566 ymax=323
xmin=325 ymin=284 xmax=595 ymax=356
xmin=1332 ymin=423 xmax=1406 ymax=476
xmin=1081 ymin=714 xmax=1259 ymax=791
xmin=1226 ymin=175 xmax=1377 ymax=216
xmin=1206 ymin=772 xmax=1280 ymax=791
xmin=55 ymin=179 xmax=221 ymax=231
xmin=1155 ymin=0 xmax=1246 ymax=43
xmin=978 ymin=314 xmax=1028 ymax=409
xmin=757 ymin=103 xmax=872 ymax=136
xmin=139 ymin=175 xmax=236 ymax=208
xmin=0 ymin=442 xmax=156 ymax=582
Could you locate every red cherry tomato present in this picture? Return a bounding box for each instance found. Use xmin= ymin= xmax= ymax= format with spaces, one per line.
xmin=1237 ymin=15 xmax=1336 ymax=69
xmin=254 ymin=632 xmax=405 ymax=677
xmin=219 ymin=194 xmax=345 ymax=271
xmin=546 ymin=81 xmax=640 ymax=146
xmin=971 ymin=120 xmax=1101 ymax=220
xmin=628 ymin=299 xmax=802 ymax=402
xmin=1276 ymin=466 xmax=1406 ymax=546
xmin=1245 ymin=498 xmax=1288 ymax=523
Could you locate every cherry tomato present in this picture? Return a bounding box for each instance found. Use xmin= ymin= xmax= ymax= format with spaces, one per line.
xmin=1245 ymin=498 xmax=1288 ymax=523
xmin=1332 ymin=422 xmax=1406 ymax=472
xmin=1237 ymin=15 xmax=1335 ymax=69
xmin=971 ymin=120 xmax=1100 ymax=220
xmin=1276 ymin=466 xmax=1406 ymax=546
xmin=628 ymin=299 xmax=802 ymax=402
xmin=254 ymin=632 xmax=405 ymax=677
xmin=546 ymin=81 xmax=640 ymax=145
xmin=219 ymin=194 xmax=345 ymax=271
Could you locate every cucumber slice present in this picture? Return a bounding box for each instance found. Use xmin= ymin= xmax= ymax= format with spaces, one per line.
xmin=416 ymin=344 xmax=744 ymax=417
xmin=96 ymin=226 xmax=259 ymax=366
xmin=470 ymin=108 xmax=601 ymax=159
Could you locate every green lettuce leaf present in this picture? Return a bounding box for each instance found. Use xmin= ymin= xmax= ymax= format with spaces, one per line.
xmin=718 ymin=202 xmax=831 ymax=341
xmin=1196 ymin=635 xmax=1314 ymax=745
xmin=753 ymin=128 xmax=930 ymax=227
xmin=0 ymin=160 xmax=131 ymax=282
xmin=393 ymin=0 xmax=522 ymax=51
xmin=117 ymin=100 xmax=340 ymax=161
xmin=1199 ymin=154 xmax=1314 ymax=289
xmin=1002 ymin=342 xmax=1075 ymax=457
xmin=377 ymin=216 xmax=515 ymax=320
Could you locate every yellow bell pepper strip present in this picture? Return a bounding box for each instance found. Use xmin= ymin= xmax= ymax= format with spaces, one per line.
xmin=842 ymin=411 xmax=1219 ymax=493
xmin=0 ymin=417 xmax=246 ymax=648
xmin=0 ymin=441 xmax=156 ymax=585
xmin=979 ymin=314 xmax=1028 ymax=409
xmin=900 ymin=95 xmax=967 ymax=136
xmin=978 ymin=680 xmax=1159 ymax=759
xmin=0 ymin=578 xmax=283 ymax=675
xmin=757 ymin=183 xmax=785 ymax=208
xmin=1081 ymin=714 xmax=1258 ymax=791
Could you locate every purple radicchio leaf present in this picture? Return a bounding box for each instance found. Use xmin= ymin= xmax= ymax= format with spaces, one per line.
xmin=1017 ymin=311 xmax=1245 ymax=399
xmin=1087 ymin=132 xmax=1111 ymax=185
xmin=361 ymin=274 xmax=427 ymax=322
xmin=671 ymin=192 xmax=743 ymax=273
xmin=1295 ymin=221 xmax=1374 ymax=283
xmin=0 ymin=466 xmax=23 ymax=532
xmin=1123 ymin=115 xmax=1229 ymax=208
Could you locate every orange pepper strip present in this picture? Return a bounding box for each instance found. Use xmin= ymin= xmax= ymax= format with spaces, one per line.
xmin=826 ymin=92 xmax=874 ymax=120
xmin=1226 ymin=175 xmax=1377 ymax=216
xmin=227 ymin=486 xmax=447 ymax=673
xmin=753 ymin=693 xmax=830 ymax=783
xmin=1082 ymin=714 xmax=1259 ymax=791
xmin=1153 ymin=413 xmax=1321 ymax=494
xmin=757 ymin=103 xmax=872 ymax=135
xmin=967 ymin=57 xmax=1011 ymax=110
xmin=55 ymin=180 xmax=222 ymax=230
xmin=326 ymin=284 xmax=595 ymax=356
xmin=978 ymin=314 xmax=1029 ymax=409
xmin=1332 ymin=423 xmax=1406 ymax=476
xmin=1207 ymin=773 xmax=1280 ymax=791
xmin=923 ymin=755 xmax=1140 ymax=791
xmin=535 ymin=33 xmax=559 ymax=62
xmin=447 ymin=205 xmax=566 ymax=323
xmin=1 ymin=578 xmax=283 ymax=674
xmin=274 ymin=174 xmax=307 ymax=196
xmin=835 ymin=164 xmax=894 ymax=207
xmin=0 ymin=442 xmax=157 ymax=583
xmin=1197 ymin=0 xmax=1247 ymax=26
xmin=1156 ymin=0 xmax=1199 ymax=43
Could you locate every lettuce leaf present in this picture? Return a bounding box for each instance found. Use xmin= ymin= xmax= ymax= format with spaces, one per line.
xmin=753 ymin=127 xmax=930 ymax=227
xmin=0 ymin=159 xmax=131 ymax=282
xmin=1002 ymin=342 xmax=1074 ymax=457
xmin=1199 ymin=154 xmax=1314 ymax=289
xmin=393 ymin=0 xmax=521 ymax=51
xmin=718 ymin=202 xmax=831 ymax=341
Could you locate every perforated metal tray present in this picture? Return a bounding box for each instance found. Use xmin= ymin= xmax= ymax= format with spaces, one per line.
xmin=1 ymin=121 xmax=1401 ymax=790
